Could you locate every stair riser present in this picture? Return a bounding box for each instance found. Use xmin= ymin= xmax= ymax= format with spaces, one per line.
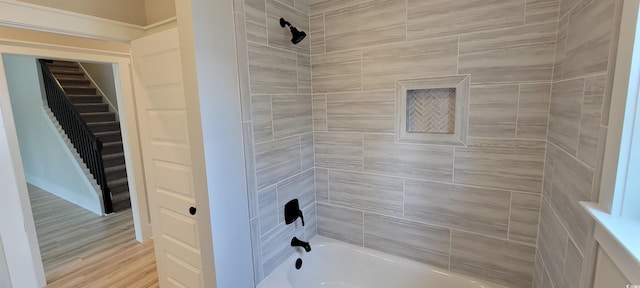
xmin=103 ymin=157 xmax=125 ymax=167
xmin=53 ymin=73 xmax=85 ymax=80
xmin=83 ymin=114 xmax=116 ymax=123
xmin=64 ymin=87 xmax=97 ymax=95
xmin=106 ymin=171 xmax=127 ymax=182
xmin=58 ymin=79 xmax=90 ymax=86
xmin=75 ymin=104 xmax=109 ymax=113
xmin=97 ymin=134 xmax=122 ymax=143
xmin=89 ymin=124 xmax=120 ymax=133
xmin=110 ymin=183 xmax=129 ymax=194
xmin=112 ymin=200 xmax=131 ymax=211
xmin=49 ymin=62 xmax=79 ymax=68
xmin=48 ymin=67 xmax=81 ymax=74
xmin=69 ymin=96 xmax=102 ymax=103
xmin=102 ymin=145 xmax=123 ymax=155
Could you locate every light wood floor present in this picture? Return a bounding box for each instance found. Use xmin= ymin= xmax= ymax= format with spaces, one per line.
xmin=28 ymin=184 xmax=158 ymax=287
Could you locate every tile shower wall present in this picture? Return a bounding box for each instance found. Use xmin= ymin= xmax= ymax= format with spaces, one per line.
xmin=310 ymin=0 xmax=557 ymax=287
xmin=232 ymin=0 xmax=315 ymax=284
xmin=534 ymin=0 xmax=622 ymax=288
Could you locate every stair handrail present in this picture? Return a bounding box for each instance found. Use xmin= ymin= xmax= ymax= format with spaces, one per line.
xmin=38 ymin=60 xmax=113 ymax=214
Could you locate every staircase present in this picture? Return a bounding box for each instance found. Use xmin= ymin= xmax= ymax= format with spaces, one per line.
xmin=44 ymin=60 xmax=131 ymax=212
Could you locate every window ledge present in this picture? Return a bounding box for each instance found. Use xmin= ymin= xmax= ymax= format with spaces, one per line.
xmin=580 ymin=201 xmax=640 ymax=283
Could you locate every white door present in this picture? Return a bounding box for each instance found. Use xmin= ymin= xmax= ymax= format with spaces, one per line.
xmin=131 ymin=28 xmax=214 ymax=288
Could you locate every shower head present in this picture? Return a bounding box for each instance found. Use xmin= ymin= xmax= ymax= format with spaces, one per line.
xmin=280 ymin=18 xmax=307 ymax=45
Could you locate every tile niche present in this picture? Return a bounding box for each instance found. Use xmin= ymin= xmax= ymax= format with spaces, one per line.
xmin=396 ymin=75 xmax=470 ymax=146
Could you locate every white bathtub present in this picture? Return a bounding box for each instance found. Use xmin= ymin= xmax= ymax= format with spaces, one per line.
xmin=257 ymin=236 xmax=506 ymax=288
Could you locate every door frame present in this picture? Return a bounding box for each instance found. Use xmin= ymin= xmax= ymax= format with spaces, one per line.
xmin=0 ymin=37 xmax=151 ymax=286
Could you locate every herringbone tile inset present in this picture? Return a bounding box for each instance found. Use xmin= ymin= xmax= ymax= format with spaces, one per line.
xmin=407 ymin=88 xmax=456 ymax=134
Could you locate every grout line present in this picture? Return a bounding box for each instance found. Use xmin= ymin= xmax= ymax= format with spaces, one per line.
xmin=575 ymin=79 xmax=587 ymax=157
xmin=507 ymin=191 xmax=513 ymax=240
xmin=448 ymin=229 xmax=453 ymax=270
xmin=515 ymin=84 xmax=521 ymax=138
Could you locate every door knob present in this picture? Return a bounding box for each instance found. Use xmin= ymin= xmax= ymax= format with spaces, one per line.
xmin=189 ymin=207 xmax=197 ymax=215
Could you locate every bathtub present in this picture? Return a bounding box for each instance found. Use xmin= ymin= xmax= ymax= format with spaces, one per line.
xmin=257 ymin=236 xmax=506 ymax=288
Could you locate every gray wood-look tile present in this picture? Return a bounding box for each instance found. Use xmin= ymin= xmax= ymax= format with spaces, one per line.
xmin=324 ymin=0 xmax=406 ymax=52
xmin=235 ymin=13 xmax=252 ymax=122
xmin=272 ymin=94 xmax=312 ymax=139
xmin=549 ymin=147 xmax=593 ymax=254
xmin=510 ymin=192 xmax=541 ymax=245
xmin=251 ymin=95 xmax=273 ymax=143
xmin=404 ymin=180 xmax=511 ymax=239
xmin=364 ymin=213 xmax=451 ymax=269
xmin=518 ymin=83 xmax=551 ymax=140
xmin=310 ymin=0 xmax=360 ymax=14
xmin=245 ymin=0 xmax=268 ymax=44
xmin=297 ymin=54 xmax=312 ymax=93
xmin=451 ymin=230 xmax=536 ymax=288
xmin=538 ymin=200 xmax=568 ymax=288
xmin=303 ymin=203 xmax=317 ymax=239
xmin=233 ymin=0 xmax=244 ymax=13
xmin=548 ymin=78 xmax=584 ymax=155
xmin=267 ymin=0 xmax=310 ymax=53
xmin=559 ymin=0 xmax=581 ymax=17
xmin=312 ymin=94 xmax=328 ymax=131
xmin=469 ymin=85 xmax=519 ymax=138
xmin=591 ymin=126 xmax=608 ymax=201
xmin=255 ymin=136 xmax=302 ymax=190
xmin=279 ymin=0 xmax=295 ymax=8
xmin=314 ymin=132 xmax=363 ymax=171
xmin=362 ymin=36 xmax=458 ymax=91
xmin=301 ymin=133 xmax=314 ymax=171
xmin=364 ymin=134 xmax=454 ymax=182
xmin=248 ymin=43 xmax=298 ymax=94
xmin=326 ymin=91 xmax=395 ymax=133
xmin=543 ymin=142 xmax=560 ymax=200
xmin=315 ymin=168 xmax=328 ymax=203
xmin=577 ymin=74 xmax=605 ymax=168
xmin=454 ymin=139 xmax=545 ymax=193
xmin=310 ymin=14 xmax=325 ymax=55
xmin=317 ymin=203 xmax=363 ymax=245
xmin=459 ymin=23 xmax=556 ymax=84
xmin=563 ymin=0 xmax=615 ymax=78
xmin=553 ymin=14 xmax=569 ymax=81
xmin=295 ymin=0 xmax=310 ymax=13
xmin=563 ymin=239 xmax=584 ymax=288
xmin=261 ymin=221 xmax=304 ymax=275
xmin=329 ymin=170 xmax=403 ymax=216
xmin=243 ymin=123 xmax=258 ymax=219
xmin=250 ymin=218 xmax=264 ymax=283
xmin=258 ymin=185 xmax=278 ymax=234
xmin=525 ymin=0 xmax=560 ymax=24
xmin=407 ymin=0 xmax=525 ymax=40
xmin=277 ymin=169 xmax=315 ymax=218
xmin=312 ymin=50 xmax=362 ymax=93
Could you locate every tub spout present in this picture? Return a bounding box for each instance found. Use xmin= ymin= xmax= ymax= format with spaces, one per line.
xmin=291 ymin=237 xmax=311 ymax=252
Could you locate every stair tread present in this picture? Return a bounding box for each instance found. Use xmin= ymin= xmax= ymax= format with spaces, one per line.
xmin=95 ymin=131 xmax=121 ymax=136
xmin=103 ymin=141 xmax=123 ymax=147
xmin=87 ymin=121 xmax=119 ymax=126
xmin=108 ymin=177 xmax=128 ymax=187
xmin=80 ymin=112 xmax=115 ymax=116
xmin=105 ymin=164 xmax=126 ymax=173
xmin=103 ymin=152 xmax=125 ymax=159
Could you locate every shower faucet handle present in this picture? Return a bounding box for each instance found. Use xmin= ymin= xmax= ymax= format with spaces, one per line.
xmin=284 ymin=199 xmax=305 ymax=226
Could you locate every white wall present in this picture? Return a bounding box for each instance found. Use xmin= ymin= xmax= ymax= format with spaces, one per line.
xmin=3 ymin=54 xmax=102 ymax=214
xmin=175 ymin=0 xmax=254 ymax=286
xmin=145 ymin=0 xmax=176 ymax=24
xmin=16 ymin=0 xmax=147 ymax=25
xmin=80 ymin=62 xmax=118 ymax=113
xmin=593 ymin=248 xmax=631 ymax=288
xmin=0 ymin=236 xmax=10 ymax=288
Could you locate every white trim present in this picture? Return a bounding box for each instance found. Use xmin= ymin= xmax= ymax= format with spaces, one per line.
xmin=0 ymin=0 xmax=146 ymax=42
xmin=581 ymin=202 xmax=640 ymax=284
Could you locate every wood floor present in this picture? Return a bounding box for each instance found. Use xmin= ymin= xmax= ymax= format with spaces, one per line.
xmin=28 ymin=184 xmax=158 ymax=287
